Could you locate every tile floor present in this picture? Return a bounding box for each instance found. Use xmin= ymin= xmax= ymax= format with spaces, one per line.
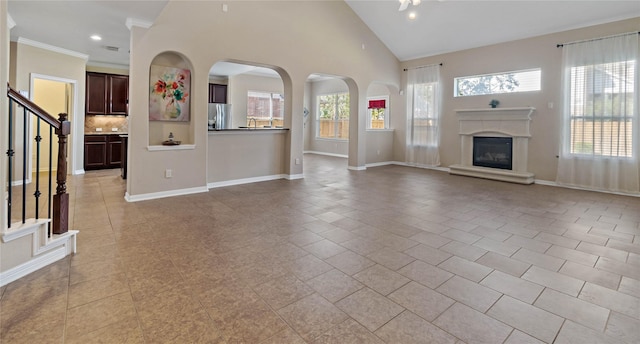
xmin=1 ymin=154 xmax=639 ymax=343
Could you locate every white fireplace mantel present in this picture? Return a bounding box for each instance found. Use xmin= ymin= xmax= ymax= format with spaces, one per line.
xmin=449 ymin=107 xmax=536 ymax=184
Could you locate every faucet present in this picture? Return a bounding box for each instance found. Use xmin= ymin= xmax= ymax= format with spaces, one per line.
xmin=248 ymin=118 xmax=257 ymax=129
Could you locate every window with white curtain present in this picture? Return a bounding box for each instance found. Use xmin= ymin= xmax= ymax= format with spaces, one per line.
xmin=568 ymin=61 xmax=635 ymax=157
xmin=406 ymin=64 xmax=441 ymax=166
xmin=557 ymin=32 xmax=639 ymax=194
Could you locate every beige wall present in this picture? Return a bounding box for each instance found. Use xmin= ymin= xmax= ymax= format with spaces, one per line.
xmin=208 ymin=131 xmax=287 ymax=183
xmin=11 ymin=41 xmax=87 ymax=175
xmin=86 ymin=65 xmax=128 ymax=75
xmin=127 ymin=1 xmax=401 ymax=198
xmin=32 ymin=78 xmax=65 ymax=171
xmin=398 ymin=17 xmax=640 ymax=182
xmin=228 ymin=73 xmax=284 ymax=128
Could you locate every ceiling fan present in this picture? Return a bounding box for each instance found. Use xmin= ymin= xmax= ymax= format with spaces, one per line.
xmin=398 ymin=0 xmax=421 ymax=11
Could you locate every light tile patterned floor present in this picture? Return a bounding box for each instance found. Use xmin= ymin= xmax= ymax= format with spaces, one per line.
xmin=1 ymin=154 xmax=639 ymax=343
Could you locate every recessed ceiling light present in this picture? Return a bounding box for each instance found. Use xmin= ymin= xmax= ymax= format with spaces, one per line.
xmin=90 ymin=35 xmax=102 ymax=41
xmin=408 ymin=12 xmax=417 ymax=20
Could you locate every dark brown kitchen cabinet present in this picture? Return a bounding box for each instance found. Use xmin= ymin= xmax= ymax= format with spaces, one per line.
xmin=86 ymin=72 xmax=129 ymax=115
xmin=107 ymin=135 xmax=122 ymax=168
xmin=84 ymin=134 xmax=122 ymax=170
xmin=208 ymin=83 xmax=227 ymax=103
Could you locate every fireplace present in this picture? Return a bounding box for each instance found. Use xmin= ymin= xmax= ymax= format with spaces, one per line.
xmin=473 ymin=137 xmax=512 ymax=170
xmin=449 ymin=107 xmax=535 ymax=184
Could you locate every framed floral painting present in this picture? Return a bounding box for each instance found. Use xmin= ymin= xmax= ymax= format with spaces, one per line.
xmin=149 ymin=65 xmax=191 ymax=121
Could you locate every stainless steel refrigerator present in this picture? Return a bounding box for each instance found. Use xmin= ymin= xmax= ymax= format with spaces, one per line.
xmin=208 ymin=103 xmax=232 ymax=129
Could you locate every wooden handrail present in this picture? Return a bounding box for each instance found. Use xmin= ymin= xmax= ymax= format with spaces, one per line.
xmin=7 ymin=83 xmax=62 ymax=130
xmin=6 ymin=82 xmax=70 ymax=234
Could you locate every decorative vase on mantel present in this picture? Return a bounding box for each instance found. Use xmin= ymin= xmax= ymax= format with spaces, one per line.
xmin=489 ymin=99 xmax=500 ymax=108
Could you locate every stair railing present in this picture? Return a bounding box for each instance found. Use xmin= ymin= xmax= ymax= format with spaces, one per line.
xmin=6 ymin=83 xmax=70 ymax=234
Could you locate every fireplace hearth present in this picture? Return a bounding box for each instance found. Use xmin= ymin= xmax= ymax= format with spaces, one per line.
xmin=473 ymin=137 xmax=512 ymax=170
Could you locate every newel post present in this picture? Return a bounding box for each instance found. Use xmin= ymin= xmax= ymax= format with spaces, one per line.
xmin=53 ymin=113 xmax=70 ymax=234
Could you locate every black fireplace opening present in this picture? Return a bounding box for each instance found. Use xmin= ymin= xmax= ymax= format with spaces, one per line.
xmin=473 ymin=137 xmax=513 ymax=170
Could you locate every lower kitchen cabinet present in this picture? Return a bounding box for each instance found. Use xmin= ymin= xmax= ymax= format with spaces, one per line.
xmin=84 ymin=134 xmax=122 ymax=170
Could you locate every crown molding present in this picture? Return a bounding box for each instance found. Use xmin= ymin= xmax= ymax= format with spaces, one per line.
xmin=86 ymin=61 xmax=130 ymax=70
xmin=126 ymin=17 xmax=153 ymax=30
xmin=17 ymin=37 xmax=88 ymax=61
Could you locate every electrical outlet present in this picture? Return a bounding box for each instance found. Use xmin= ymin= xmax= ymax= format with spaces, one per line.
xmin=295 ymin=158 xmax=301 ymax=165
xmin=165 ymin=169 xmax=172 ymax=178
xmin=111 ymin=127 xmax=118 ymax=132
xmin=95 ymin=127 xmax=102 ymax=132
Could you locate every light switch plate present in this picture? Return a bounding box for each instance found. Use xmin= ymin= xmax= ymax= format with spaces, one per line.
xmin=95 ymin=128 xmax=103 ymax=132
xmin=111 ymin=128 xmax=118 ymax=131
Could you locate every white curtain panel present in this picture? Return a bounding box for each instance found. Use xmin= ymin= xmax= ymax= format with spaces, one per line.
xmin=557 ymin=33 xmax=639 ymax=194
xmin=406 ymin=65 xmax=442 ymax=167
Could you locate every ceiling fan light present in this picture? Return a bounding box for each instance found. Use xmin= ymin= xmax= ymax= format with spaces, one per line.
xmin=399 ymin=0 xmax=410 ymax=11
xmin=412 ymin=0 xmax=421 ymax=6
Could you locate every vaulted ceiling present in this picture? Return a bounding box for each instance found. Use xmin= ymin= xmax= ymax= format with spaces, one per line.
xmin=7 ymin=1 xmax=640 ymax=68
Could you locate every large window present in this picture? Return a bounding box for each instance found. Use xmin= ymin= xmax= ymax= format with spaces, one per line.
xmin=247 ymin=91 xmax=284 ymax=127
xmin=557 ymin=32 xmax=638 ymax=194
xmin=568 ymin=60 xmax=635 ymax=157
xmin=454 ymin=68 xmax=541 ymax=97
xmin=317 ymin=93 xmax=349 ymax=139
xmin=368 ymin=97 xmax=389 ymax=129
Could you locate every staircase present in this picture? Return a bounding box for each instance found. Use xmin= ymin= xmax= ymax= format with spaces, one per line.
xmin=1 ymin=84 xmax=77 ymax=287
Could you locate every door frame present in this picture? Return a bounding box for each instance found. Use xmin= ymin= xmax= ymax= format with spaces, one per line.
xmin=28 ymin=73 xmax=80 ymax=183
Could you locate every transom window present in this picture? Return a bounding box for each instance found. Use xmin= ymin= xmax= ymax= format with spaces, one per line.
xmin=454 ymin=68 xmax=541 ymax=97
xmin=317 ymin=93 xmax=349 ymax=139
xmin=246 ymin=91 xmax=284 ymax=127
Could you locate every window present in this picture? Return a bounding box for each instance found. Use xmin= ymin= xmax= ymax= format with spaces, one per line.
xmin=568 ymin=60 xmax=635 ymax=157
xmin=368 ymin=97 xmax=389 ymax=129
xmin=454 ymin=68 xmax=541 ymax=97
xmin=247 ymin=91 xmax=284 ymax=127
xmin=317 ymin=93 xmax=349 ymax=139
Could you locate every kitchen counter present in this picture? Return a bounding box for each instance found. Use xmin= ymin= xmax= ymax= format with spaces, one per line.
xmin=85 ymin=131 xmax=128 ymax=135
xmin=208 ymin=127 xmax=289 ymax=132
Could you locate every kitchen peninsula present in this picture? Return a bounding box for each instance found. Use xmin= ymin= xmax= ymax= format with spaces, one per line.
xmin=207 ymin=127 xmax=290 ymax=187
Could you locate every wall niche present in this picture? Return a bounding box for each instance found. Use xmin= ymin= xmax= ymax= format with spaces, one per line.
xmin=148 ymin=52 xmax=193 ymax=146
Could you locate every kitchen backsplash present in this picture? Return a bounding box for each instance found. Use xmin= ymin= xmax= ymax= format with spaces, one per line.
xmin=85 ymin=115 xmax=128 ymax=133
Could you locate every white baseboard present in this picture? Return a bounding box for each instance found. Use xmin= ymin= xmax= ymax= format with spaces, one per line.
xmin=365 ymin=161 xmax=396 ymax=168
xmin=534 ymin=179 xmax=640 ymax=197
xmin=208 ymin=174 xmax=286 ymax=188
xmin=0 ymin=227 xmax=79 ymax=288
xmin=125 ymin=186 xmax=209 ymax=202
xmin=73 ymin=169 xmax=85 ymax=175
xmin=304 ymin=151 xmax=348 ymax=158
xmin=286 ymin=174 xmax=304 ymax=180
xmin=348 ymin=165 xmax=367 ymax=171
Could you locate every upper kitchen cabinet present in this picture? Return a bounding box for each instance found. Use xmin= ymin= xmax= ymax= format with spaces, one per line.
xmin=208 ymin=83 xmax=227 ymax=103
xmin=86 ymin=72 xmax=129 ymax=115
